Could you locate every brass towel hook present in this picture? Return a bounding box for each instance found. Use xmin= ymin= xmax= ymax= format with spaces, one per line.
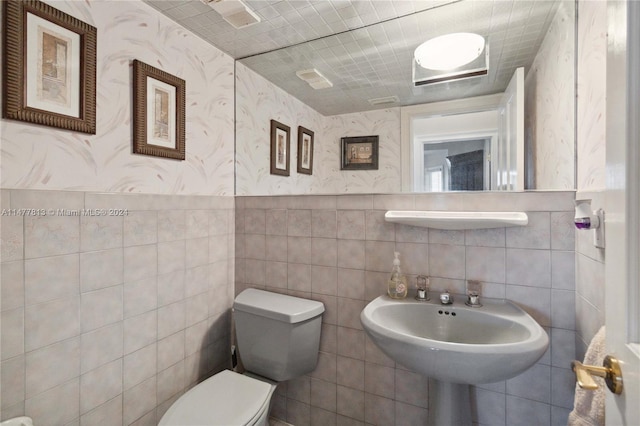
xmin=571 ymin=354 xmax=624 ymax=395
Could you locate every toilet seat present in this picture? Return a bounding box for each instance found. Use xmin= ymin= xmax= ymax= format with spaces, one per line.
xmin=158 ymin=370 xmax=273 ymax=426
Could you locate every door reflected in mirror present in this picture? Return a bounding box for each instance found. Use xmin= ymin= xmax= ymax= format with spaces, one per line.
xmin=422 ymin=140 xmax=490 ymax=192
xmin=406 ymin=68 xmax=526 ymax=193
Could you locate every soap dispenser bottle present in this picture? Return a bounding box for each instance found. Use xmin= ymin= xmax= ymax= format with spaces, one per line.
xmin=387 ymin=251 xmax=408 ymax=299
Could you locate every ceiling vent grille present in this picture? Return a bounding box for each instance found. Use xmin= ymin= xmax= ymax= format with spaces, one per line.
xmin=201 ymin=0 xmax=260 ymax=29
xmin=296 ymin=69 xmax=333 ymax=90
xmin=368 ymin=95 xmax=400 ymax=106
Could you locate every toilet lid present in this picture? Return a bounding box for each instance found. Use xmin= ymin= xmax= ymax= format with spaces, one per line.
xmin=159 ymin=370 xmax=272 ymax=426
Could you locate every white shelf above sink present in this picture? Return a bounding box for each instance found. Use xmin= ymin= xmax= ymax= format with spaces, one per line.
xmin=384 ymin=210 xmax=528 ymax=230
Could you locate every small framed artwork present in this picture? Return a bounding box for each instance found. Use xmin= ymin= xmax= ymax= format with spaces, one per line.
xmin=270 ymin=119 xmax=291 ymax=176
xmin=2 ymin=0 xmax=97 ymax=134
xmin=341 ymin=135 xmax=379 ymax=170
xmin=297 ymin=126 xmax=314 ymax=175
xmin=132 ymin=60 xmax=186 ymax=160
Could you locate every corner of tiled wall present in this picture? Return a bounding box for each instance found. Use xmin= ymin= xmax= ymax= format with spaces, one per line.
xmin=573 ymin=191 xmax=606 ymax=361
xmin=0 ymin=189 xmax=235 ymax=425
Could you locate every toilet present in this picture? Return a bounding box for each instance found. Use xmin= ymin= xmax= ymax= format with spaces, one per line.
xmin=159 ymin=288 xmax=325 ymax=426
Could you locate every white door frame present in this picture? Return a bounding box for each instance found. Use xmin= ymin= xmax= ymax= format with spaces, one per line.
xmin=604 ymin=0 xmax=640 ymax=423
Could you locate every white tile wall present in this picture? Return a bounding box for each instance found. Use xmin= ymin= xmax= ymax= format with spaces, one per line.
xmin=236 ymin=191 xmax=576 ymax=426
xmin=573 ymin=191 xmax=606 ymax=360
xmin=0 ymin=189 xmax=234 ymax=425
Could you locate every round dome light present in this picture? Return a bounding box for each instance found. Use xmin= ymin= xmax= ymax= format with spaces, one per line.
xmin=414 ymin=33 xmax=486 ymax=71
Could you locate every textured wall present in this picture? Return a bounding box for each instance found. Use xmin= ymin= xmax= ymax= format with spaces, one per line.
xmin=235 ymin=63 xmax=402 ymax=196
xmin=235 ymin=191 xmax=577 ymax=426
xmin=524 ymin=0 xmax=576 ymax=190
xmin=235 ymin=63 xmax=325 ymax=196
xmin=576 ymin=0 xmax=607 ymax=192
xmin=572 ymin=0 xmax=608 ymax=361
xmin=0 ymin=190 xmax=234 ymax=425
xmin=0 ymin=0 xmax=235 ymax=195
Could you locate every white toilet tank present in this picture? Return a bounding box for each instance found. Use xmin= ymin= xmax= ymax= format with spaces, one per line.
xmin=234 ymin=289 xmax=325 ymax=382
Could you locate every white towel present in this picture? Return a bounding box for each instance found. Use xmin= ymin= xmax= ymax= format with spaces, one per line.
xmin=568 ymin=326 xmax=606 ymax=426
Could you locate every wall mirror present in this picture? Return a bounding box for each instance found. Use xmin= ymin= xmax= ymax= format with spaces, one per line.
xmin=234 ymin=0 xmax=576 ymax=195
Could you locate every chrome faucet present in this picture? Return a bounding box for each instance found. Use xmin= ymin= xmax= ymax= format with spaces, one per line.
xmin=439 ymin=290 xmax=453 ymax=305
xmin=465 ymin=280 xmax=483 ymax=307
xmin=415 ymin=275 xmax=430 ymax=301
xmin=465 ymin=292 xmax=482 ymax=307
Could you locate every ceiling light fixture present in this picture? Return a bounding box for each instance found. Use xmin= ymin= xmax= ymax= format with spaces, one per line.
xmin=412 ymin=32 xmax=488 ymax=86
xmin=415 ymin=33 xmax=485 ymax=71
xmin=296 ymin=69 xmax=333 ymax=90
xmin=201 ymin=0 xmax=261 ymax=29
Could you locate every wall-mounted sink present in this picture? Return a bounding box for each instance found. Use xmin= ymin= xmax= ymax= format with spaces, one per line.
xmin=360 ymin=295 xmax=548 ymax=384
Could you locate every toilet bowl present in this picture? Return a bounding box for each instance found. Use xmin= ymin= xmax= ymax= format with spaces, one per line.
xmin=159 ymin=370 xmax=276 ymax=426
xmin=159 ymin=289 xmax=324 ymax=426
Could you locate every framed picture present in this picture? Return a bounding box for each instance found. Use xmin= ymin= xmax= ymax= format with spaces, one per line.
xmin=341 ymin=135 xmax=379 ymax=170
xmin=270 ymin=119 xmax=291 ymax=176
xmin=297 ymin=126 xmax=314 ymax=175
xmin=132 ymin=60 xmax=186 ymax=160
xmin=2 ymin=0 xmax=97 ymax=134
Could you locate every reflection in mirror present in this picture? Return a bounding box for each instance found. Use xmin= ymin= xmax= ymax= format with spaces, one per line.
xmin=235 ymin=0 xmax=576 ymax=195
xmin=405 ymin=66 xmax=526 ymax=192
xmin=411 ymin=107 xmax=498 ymax=192
xmin=424 ymin=144 xmax=488 ymax=192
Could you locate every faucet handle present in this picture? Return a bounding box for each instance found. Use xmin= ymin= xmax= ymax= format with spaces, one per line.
xmin=465 ymin=280 xmax=482 ymax=307
xmin=415 ymin=275 xmax=430 ymax=301
xmin=439 ymin=290 xmax=453 ymax=305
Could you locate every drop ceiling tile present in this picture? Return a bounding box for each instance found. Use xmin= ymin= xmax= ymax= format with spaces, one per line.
xmin=147 ymin=0 xmax=185 ymax=11
xmin=392 ymin=1 xmax=417 ymax=16
xmin=165 ymin=2 xmax=207 ymax=20
xmin=341 ymin=16 xmax=363 ymax=28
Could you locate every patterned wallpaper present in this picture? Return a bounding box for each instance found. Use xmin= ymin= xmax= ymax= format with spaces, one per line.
xmin=235 ymin=63 xmax=402 ymax=196
xmin=235 ymin=63 xmax=325 ymax=196
xmin=576 ymin=0 xmax=607 ymax=192
xmin=0 ymin=0 xmax=587 ymax=196
xmin=524 ymin=0 xmax=576 ymax=191
xmin=0 ymin=0 xmax=235 ymax=195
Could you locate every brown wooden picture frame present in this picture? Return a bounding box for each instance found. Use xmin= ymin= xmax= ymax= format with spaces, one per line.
xmin=297 ymin=126 xmax=314 ymax=175
xmin=2 ymin=0 xmax=97 ymax=134
xmin=132 ymin=60 xmax=186 ymax=161
xmin=270 ymin=119 xmax=290 ymax=176
xmin=341 ymin=135 xmax=379 ymax=170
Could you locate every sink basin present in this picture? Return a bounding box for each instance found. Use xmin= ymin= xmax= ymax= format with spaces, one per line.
xmin=360 ymin=295 xmax=549 ymax=384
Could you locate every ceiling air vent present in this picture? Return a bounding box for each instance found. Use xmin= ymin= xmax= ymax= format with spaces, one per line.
xmin=296 ymin=69 xmax=333 ymax=90
xmin=368 ymin=95 xmax=400 ymax=106
xmin=201 ymin=0 xmax=261 ymax=29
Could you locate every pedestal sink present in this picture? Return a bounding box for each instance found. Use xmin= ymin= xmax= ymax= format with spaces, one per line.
xmin=360 ymin=295 xmax=548 ymax=425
